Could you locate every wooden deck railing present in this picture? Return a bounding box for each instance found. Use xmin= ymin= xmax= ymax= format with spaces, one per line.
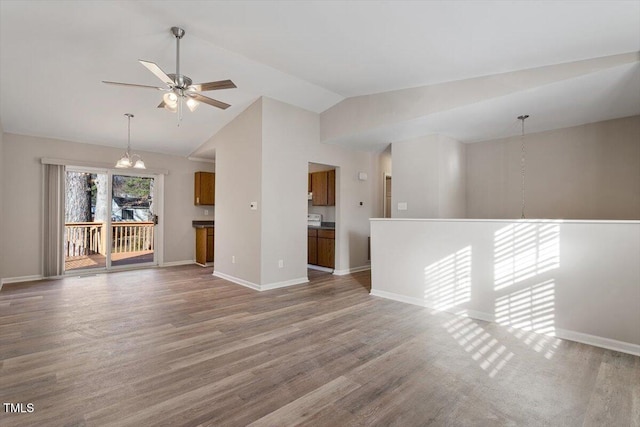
xmin=64 ymin=222 xmax=154 ymax=257
xmin=111 ymin=222 xmax=154 ymax=253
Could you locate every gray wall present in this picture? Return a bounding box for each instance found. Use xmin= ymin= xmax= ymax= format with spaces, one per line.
xmin=213 ymin=99 xmax=264 ymax=285
xmin=0 ymin=133 xmax=214 ymax=280
xmin=207 ymin=97 xmax=380 ymax=287
xmin=392 ymin=134 xmax=466 ymax=218
xmin=466 ymin=115 xmax=640 ymax=219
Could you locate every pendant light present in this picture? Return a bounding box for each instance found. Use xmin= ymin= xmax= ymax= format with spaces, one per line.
xmin=518 ymin=114 xmax=529 ymax=219
xmin=115 ymin=113 xmax=146 ymax=169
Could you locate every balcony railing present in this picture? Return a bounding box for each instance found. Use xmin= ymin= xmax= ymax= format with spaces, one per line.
xmin=64 ymin=222 xmax=154 ymax=257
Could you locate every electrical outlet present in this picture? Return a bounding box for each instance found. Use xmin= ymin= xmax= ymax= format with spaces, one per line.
xmin=232 ymin=256 xmax=236 ymax=264
xmin=278 ymin=259 xmax=284 ymax=268
xmin=204 ymin=209 xmax=209 ymax=216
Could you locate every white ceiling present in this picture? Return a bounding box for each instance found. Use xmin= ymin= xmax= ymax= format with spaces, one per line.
xmin=1 ymin=1 xmax=639 ymax=157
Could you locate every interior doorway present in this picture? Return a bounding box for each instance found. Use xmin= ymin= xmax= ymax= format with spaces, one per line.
xmin=64 ymin=168 xmax=157 ymax=273
xmin=308 ymin=162 xmax=337 ymax=272
xmin=383 ymin=173 xmax=392 ymax=218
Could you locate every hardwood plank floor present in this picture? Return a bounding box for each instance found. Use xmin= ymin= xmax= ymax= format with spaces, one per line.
xmin=0 ymin=265 xmax=638 ymax=426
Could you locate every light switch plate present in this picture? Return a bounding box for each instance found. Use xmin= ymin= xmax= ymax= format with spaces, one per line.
xmin=398 ymin=202 xmax=408 ymax=211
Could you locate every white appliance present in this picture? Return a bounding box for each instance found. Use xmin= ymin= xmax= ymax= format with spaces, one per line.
xmin=307 ymin=213 xmax=322 ymax=227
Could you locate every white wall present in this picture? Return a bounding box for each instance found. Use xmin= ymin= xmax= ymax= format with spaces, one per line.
xmin=466 ymin=115 xmax=640 ymax=219
xmin=0 ymin=133 xmax=214 ymax=280
xmin=204 ymin=97 xmax=380 ymax=287
xmin=392 ymin=134 xmax=466 ymax=218
xmin=370 ymin=219 xmax=640 ymax=355
xmin=212 ymin=99 xmax=263 ymax=286
xmin=261 ymin=99 xmax=315 ymax=285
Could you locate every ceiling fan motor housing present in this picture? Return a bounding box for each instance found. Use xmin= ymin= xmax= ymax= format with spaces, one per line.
xmin=168 ymin=73 xmax=192 ymax=90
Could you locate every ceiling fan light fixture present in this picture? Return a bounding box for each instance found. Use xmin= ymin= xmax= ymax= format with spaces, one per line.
xmin=186 ymin=97 xmax=200 ymax=112
xmin=163 ymin=91 xmax=178 ymax=105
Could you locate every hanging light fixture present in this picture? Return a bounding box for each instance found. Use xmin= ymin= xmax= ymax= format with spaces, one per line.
xmin=115 ymin=113 xmax=146 ymax=169
xmin=518 ymin=114 xmax=529 ymax=219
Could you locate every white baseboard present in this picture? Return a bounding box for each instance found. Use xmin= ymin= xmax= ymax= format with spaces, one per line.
xmin=161 ymin=260 xmax=196 ymax=267
xmin=307 ymin=264 xmax=333 ymax=273
xmin=213 ymin=271 xmax=260 ymax=291
xmin=1 ymin=275 xmax=45 ymax=288
xmin=555 ymin=328 xmax=640 ymax=357
xmin=333 ymin=265 xmax=371 ymax=276
xmin=213 ymin=271 xmax=308 ymax=292
xmin=261 ymin=277 xmax=309 ymax=291
xmin=370 ymin=288 xmax=639 ymax=356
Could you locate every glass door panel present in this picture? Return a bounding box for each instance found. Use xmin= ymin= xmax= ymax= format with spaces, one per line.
xmin=111 ymin=175 xmax=155 ymax=267
xmin=64 ymin=170 xmax=109 ymax=272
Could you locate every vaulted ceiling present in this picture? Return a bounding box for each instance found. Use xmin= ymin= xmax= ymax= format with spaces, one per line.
xmin=1 ymin=1 xmax=638 ymax=158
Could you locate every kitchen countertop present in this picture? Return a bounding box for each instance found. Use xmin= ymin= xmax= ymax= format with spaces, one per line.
xmin=192 ymin=220 xmax=214 ymax=228
xmin=308 ymin=222 xmax=335 ymax=230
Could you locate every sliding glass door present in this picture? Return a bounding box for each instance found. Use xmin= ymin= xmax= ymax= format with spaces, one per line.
xmin=110 ymin=174 xmax=155 ymax=267
xmin=64 ymin=168 xmax=156 ymax=273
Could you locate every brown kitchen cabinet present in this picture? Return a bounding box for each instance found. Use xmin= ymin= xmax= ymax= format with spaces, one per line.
xmin=307 ymin=228 xmax=318 ymax=265
xmin=195 ymin=172 xmax=215 ymax=205
xmin=308 ymin=228 xmax=334 ymax=268
xmin=310 ymin=170 xmax=335 ymax=206
xmin=195 ymin=227 xmax=214 ymax=266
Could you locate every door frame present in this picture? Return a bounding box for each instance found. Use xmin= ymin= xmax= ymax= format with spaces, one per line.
xmin=63 ymin=166 xmax=163 ymax=274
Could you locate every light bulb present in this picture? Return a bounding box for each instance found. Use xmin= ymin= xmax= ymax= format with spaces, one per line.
xmin=163 ymin=92 xmax=178 ymax=105
xmin=186 ymin=97 xmax=200 ymax=112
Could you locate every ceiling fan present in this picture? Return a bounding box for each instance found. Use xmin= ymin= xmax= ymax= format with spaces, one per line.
xmin=103 ymin=26 xmax=236 ymax=117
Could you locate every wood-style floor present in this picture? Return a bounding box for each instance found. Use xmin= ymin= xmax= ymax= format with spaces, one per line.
xmin=0 ymin=265 xmax=638 ymax=426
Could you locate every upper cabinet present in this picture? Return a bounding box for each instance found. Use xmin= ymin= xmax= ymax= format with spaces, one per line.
xmin=310 ymin=170 xmax=335 ymax=206
xmin=195 ymin=172 xmax=215 ymax=205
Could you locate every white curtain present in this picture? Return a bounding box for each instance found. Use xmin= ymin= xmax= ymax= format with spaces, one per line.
xmin=43 ymin=164 xmax=65 ymax=277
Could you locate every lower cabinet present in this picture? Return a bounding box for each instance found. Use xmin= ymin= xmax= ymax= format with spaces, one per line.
xmin=308 ymin=228 xmax=334 ymax=268
xmin=195 ymin=227 xmax=214 ymax=266
xmin=308 ymin=229 xmax=318 ymax=265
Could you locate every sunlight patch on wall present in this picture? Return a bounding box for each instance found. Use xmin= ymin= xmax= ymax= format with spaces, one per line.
xmin=424 ymin=246 xmax=472 ymax=310
xmin=494 ymin=223 xmax=559 ymax=291
xmin=443 ymin=313 xmax=514 ymax=378
xmin=495 ymin=279 xmax=556 ymax=336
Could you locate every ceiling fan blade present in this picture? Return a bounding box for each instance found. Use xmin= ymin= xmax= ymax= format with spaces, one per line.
xmin=139 ymin=60 xmax=174 ymax=86
xmin=157 ymin=101 xmax=166 ymax=108
xmin=189 ymin=93 xmax=231 ymax=110
xmin=190 ymin=80 xmax=237 ymax=92
xmin=102 ymin=81 xmax=164 ymax=90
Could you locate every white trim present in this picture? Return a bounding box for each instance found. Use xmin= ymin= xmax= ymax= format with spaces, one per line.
xmin=369 ymin=218 xmax=640 ymax=225
xmin=261 ymin=277 xmax=309 ymax=291
xmin=41 ymin=158 xmax=169 ymax=175
xmin=307 ymin=264 xmax=333 ymax=273
xmin=187 ymin=156 xmax=215 ymax=164
xmin=213 ymin=271 xmax=261 ymax=291
xmin=1 ymin=275 xmax=45 ymax=286
xmin=213 ymin=271 xmax=308 ymax=291
xmin=333 ymin=265 xmax=371 ymax=276
xmin=161 ymin=260 xmax=195 ymax=267
xmin=370 ymin=289 xmax=429 ymax=307
xmin=369 ymin=289 xmax=640 ymax=356
xmin=555 ymin=328 xmax=640 ymax=357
